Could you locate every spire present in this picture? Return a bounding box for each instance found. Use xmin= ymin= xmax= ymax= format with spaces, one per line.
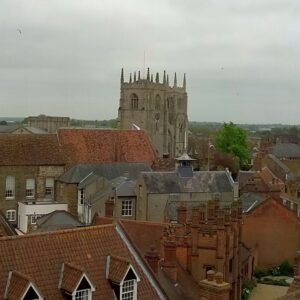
xmin=151 ymin=74 xmax=153 ymax=82
xmin=134 ymin=72 xmax=136 ymax=82
xmin=138 ymin=71 xmax=141 ymax=81
xmin=167 ymin=74 xmax=169 ymax=86
xmin=174 ymin=72 xmax=177 ymax=87
xmin=121 ymin=68 xmax=124 ymax=84
xmin=146 ymin=68 xmax=150 ymax=81
xmin=183 ymin=73 xmax=186 ymax=91
xmin=163 ymin=70 xmax=166 ymax=84
xmin=155 ymin=72 xmax=159 ymax=83
xmin=129 ymin=73 xmax=132 ymax=83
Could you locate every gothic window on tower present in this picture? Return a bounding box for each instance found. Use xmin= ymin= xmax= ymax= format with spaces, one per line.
xmin=131 ymin=94 xmax=138 ymax=110
xmin=155 ymin=94 xmax=161 ymax=110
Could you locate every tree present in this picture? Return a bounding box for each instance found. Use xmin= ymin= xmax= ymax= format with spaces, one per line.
xmin=214 ymin=122 xmax=250 ymax=168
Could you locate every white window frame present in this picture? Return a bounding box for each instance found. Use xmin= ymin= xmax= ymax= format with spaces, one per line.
xmin=6 ymin=209 xmax=16 ymax=222
xmin=26 ymin=179 xmax=35 ymax=199
xmin=122 ymin=199 xmax=133 ymax=217
xmin=5 ymin=176 xmax=15 ymax=199
xmin=120 ymin=279 xmax=137 ymax=300
xmin=31 ymin=214 xmax=42 ymax=225
xmin=45 ymin=177 xmax=54 ymax=198
xmin=74 ymin=288 xmax=91 ymax=300
xmin=71 ymin=274 xmax=95 ymax=300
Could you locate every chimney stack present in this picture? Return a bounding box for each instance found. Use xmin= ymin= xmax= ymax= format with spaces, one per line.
xmin=105 ymin=198 xmax=114 ymax=218
xmin=145 ymin=246 xmax=160 ymax=274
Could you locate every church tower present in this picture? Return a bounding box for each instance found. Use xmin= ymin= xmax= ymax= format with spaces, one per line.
xmin=118 ymin=68 xmax=188 ymax=158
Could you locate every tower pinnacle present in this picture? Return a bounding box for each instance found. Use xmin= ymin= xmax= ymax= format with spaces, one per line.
xmin=174 ymin=72 xmax=177 ymax=87
xmin=121 ymin=68 xmax=124 ymax=84
xmin=183 ymin=73 xmax=186 ymax=91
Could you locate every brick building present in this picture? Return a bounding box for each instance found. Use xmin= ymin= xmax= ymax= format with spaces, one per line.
xmin=27 ymin=114 xmax=70 ymax=133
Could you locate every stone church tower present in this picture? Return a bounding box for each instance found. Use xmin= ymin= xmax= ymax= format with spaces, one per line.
xmin=118 ymin=68 xmax=188 ymax=157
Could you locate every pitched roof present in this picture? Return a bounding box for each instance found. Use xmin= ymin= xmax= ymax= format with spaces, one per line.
xmin=0 ymin=134 xmax=64 ymax=166
xmin=35 ymin=210 xmax=82 ymax=232
xmin=237 ymin=171 xmax=257 ymax=188
xmin=272 ymin=143 xmax=300 ymax=159
xmin=58 ymin=162 xmax=152 ymax=184
xmin=0 ymin=211 xmax=17 ymax=237
xmin=240 ymin=193 xmax=267 ymax=213
xmin=57 ymin=128 xmax=157 ymax=167
xmin=0 ymin=225 xmax=163 ymax=299
xmin=141 ymin=170 xmax=234 ymax=194
xmin=107 ymin=255 xmax=133 ymax=284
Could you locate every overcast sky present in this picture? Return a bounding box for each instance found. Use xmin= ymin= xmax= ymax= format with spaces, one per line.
xmin=1 ymin=0 xmax=300 ymax=123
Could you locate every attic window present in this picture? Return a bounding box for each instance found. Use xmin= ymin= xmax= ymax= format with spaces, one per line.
xmin=59 ymin=262 xmax=95 ymax=300
xmin=106 ymin=256 xmax=140 ymax=300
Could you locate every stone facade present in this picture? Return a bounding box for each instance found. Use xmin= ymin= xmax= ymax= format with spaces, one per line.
xmin=28 ymin=115 xmax=70 ymax=133
xmin=118 ymin=68 xmax=188 ymax=157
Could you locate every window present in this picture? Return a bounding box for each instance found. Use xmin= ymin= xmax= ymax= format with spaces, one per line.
xmin=75 ymin=289 xmax=90 ymax=300
xmin=31 ymin=214 xmax=42 ymax=224
xmin=5 ymin=176 xmax=15 ymax=199
xmin=121 ymin=279 xmax=136 ymax=300
xmin=45 ymin=177 xmax=54 ymax=198
xmin=131 ymin=94 xmax=138 ymax=109
xmin=26 ymin=179 xmax=35 ymax=198
xmin=155 ymin=94 xmax=161 ymax=110
xmin=79 ymin=189 xmax=85 ymax=205
xmin=122 ymin=200 xmax=133 ymax=216
xmin=6 ymin=209 xmax=16 ymax=222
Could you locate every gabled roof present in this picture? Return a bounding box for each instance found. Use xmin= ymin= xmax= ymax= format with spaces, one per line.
xmin=0 ymin=134 xmax=64 ymax=166
xmin=57 ymin=128 xmax=157 ymax=167
xmin=36 ymin=210 xmax=82 ymax=232
xmin=272 ymin=143 xmax=300 ymax=159
xmin=106 ymin=255 xmax=140 ymax=284
xmin=58 ymin=162 xmax=152 ymax=184
xmin=0 ymin=225 xmax=163 ymax=299
xmin=4 ymin=271 xmax=43 ymax=300
xmin=59 ymin=262 xmax=95 ymax=294
xmin=240 ymin=193 xmax=267 ymax=213
xmin=237 ymin=171 xmax=257 ymax=188
xmin=141 ymin=170 xmax=234 ymax=194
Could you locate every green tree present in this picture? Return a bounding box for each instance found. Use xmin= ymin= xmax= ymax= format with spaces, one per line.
xmin=214 ymin=122 xmax=250 ymax=168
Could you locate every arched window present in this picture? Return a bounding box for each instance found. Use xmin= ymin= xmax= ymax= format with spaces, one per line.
xmin=155 ymin=95 xmax=161 ymax=110
xmin=131 ymin=94 xmax=138 ymax=110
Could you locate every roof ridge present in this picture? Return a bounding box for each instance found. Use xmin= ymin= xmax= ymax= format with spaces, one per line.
xmin=119 ymin=219 xmax=166 ymax=227
xmin=0 ymin=224 xmax=115 ymax=241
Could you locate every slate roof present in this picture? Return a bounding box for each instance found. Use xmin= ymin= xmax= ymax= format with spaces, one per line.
xmin=0 ymin=125 xmax=19 ymax=133
xmin=141 ymin=170 xmax=234 ymax=194
xmin=240 ymin=193 xmax=267 ymax=213
xmin=0 ymin=211 xmax=17 ymax=237
xmin=0 ymin=224 xmax=163 ymax=299
xmin=59 ymin=162 xmax=151 ymax=184
xmin=0 ymin=134 xmax=64 ymax=166
xmin=272 ymin=143 xmax=300 ymax=159
xmin=57 ymin=128 xmax=157 ymax=167
xmin=35 ymin=210 xmax=82 ymax=232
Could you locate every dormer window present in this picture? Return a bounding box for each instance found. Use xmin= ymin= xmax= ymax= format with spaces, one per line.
xmin=106 ymin=255 xmax=140 ymax=300
xmin=4 ymin=271 xmax=43 ymax=300
xmin=59 ymin=262 xmax=95 ymax=300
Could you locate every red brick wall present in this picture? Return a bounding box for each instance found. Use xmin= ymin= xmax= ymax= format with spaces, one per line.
xmin=243 ymin=198 xmax=300 ymax=267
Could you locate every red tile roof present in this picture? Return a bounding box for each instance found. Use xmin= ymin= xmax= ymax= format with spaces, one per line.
xmin=0 ymin=134 xmax=64 ymax=166
xmin=57 ymin=128 xmax=157 ymax=167
xmin=59 ymin=262 xmax=87 ymax=293
xmin=4 ymin=271 xmax=34 ymax=300
xmin=120 ymin=219 xmax=166 ymax=257
xmin=108 ymin=255 xmax=131 ymax=284
xmin=0 ymin=225 xmax=161 ymax=299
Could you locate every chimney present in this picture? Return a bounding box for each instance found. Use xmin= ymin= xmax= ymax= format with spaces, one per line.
xmin=105 ymin=198 xmax=114 ymax=218
xmin=177 ymin=205 xmax=187 ymax=224
xmin=145 ymin=246 xmax=160 ymax=274
xmin=215 ymin=272 xmax=224 ymax=284
xmin=161 ymin=240 xmax=177 ymax=282
xmin=207 ymin=269 xmax=215 ymax=281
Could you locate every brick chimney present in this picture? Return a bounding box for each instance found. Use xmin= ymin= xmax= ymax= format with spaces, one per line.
xmin=161 ymin=240 xmax=177 ymax=282
xmin=177 ymin=205 xmax=187 ymax=224
xmin=105 ymin=197 xmax=114 ymax=218
xmin=145 ymin=246 xmax=160 ymax=274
